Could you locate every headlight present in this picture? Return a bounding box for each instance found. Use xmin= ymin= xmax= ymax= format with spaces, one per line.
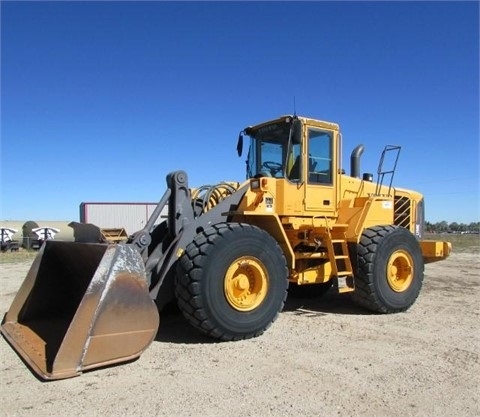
xmin=250 ymin=179 xmax=260 ymax=190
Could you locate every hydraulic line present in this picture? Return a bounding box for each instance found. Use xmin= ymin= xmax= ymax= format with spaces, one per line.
xmin=191 ymin=182 xmax=240 ymax=215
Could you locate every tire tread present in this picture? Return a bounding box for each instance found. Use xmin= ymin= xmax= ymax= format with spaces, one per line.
xmin=175 ymin=223 xmax=288 ymax=341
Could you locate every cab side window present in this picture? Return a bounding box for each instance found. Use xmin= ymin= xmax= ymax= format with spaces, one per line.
xmin=307 ymin=129 xmax=332 ymax=185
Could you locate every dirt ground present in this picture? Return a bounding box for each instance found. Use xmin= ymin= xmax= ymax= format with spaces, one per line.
xmin=1 ymin=250 xmax=479 ymax=417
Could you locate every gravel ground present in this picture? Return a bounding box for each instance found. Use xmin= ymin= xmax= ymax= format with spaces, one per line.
xmin=1 ymin=251 xmax=479 ymax=417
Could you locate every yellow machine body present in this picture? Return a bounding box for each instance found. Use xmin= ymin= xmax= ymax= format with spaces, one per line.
xmin=230 ymin=116 xmax=450 ymax=288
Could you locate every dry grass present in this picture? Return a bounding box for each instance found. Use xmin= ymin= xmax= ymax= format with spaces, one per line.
xmin=425 ymin=232 xmax=480 ymax=254
xmin=0 ymin=249 xmax=38 ymax=265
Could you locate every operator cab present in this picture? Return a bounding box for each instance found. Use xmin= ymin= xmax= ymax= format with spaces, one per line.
xmin=238 ymin=115 xmax=335 ymax=186
xmin=237 ymin=115 xmax=339 ymax=215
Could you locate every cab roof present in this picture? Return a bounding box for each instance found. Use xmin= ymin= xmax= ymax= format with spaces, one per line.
xmin=245 ymin=115 xmax=340 ymax=133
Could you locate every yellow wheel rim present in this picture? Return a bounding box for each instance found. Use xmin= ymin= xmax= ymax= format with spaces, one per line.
xmin=387 ymin=249 xmax=414 ymax=292
xmin=224 ymin=256 xmax=268 ymax=311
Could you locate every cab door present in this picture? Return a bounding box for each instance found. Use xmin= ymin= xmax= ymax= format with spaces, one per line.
xmin=304 ymin=127 xmax=337 ymax=215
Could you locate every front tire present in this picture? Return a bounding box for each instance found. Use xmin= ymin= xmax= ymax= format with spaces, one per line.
xmin=352 ymin=225 xmax=424 ymax=313
xmin=175 ymin=223 xmax=289 ymax=340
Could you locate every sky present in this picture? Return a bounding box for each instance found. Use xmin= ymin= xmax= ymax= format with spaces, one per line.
xmin=1 ymin=1 xmax=479 ymax=224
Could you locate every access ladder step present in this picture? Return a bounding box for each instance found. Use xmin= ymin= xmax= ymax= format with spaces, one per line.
xmin=337 ymin=276 xmax=355 ymax=293
xmin=324 ymin=230 xmax=354 ymax=284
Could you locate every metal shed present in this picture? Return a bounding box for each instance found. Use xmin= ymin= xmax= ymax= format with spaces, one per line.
xmin=79 ymin=202 xmax=167 ymax=236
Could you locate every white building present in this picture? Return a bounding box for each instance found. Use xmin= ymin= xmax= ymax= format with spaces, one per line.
xmin=79 ymin=202 xmax=168 ymax=235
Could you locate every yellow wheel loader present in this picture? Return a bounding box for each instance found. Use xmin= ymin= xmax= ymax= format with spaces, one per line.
xmin=1 ymin=115 xmax=451 ymax=380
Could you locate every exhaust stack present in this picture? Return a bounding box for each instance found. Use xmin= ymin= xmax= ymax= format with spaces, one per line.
xmin=350 ymin=144 xmax=365 ymax=178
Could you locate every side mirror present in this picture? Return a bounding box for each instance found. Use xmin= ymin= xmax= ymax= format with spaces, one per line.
xmin=237 ymin=132 xmax=243 ymax=157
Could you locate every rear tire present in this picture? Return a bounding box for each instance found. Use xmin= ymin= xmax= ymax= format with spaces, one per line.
xmin=175 ymin=223 xmax=289 ymax=341
xmin=352 ymin=225 xmax=424 ymax=313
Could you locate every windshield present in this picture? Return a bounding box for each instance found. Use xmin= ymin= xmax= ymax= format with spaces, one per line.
xmin=245 ymin=119 xmax=301 ymax=180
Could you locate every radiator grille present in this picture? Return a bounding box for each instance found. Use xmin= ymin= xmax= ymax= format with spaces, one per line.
xmin=394 ymin=196 xmax=411 ymax=228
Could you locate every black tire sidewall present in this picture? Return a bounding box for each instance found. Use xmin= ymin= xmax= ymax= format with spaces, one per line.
xmin=184 ymin=224 xmax=288 ymax=337
xmin=370 ymin=227 xmax=424 ymax=311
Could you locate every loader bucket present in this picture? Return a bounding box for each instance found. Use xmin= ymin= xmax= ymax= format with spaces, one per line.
xmin=1 ymin=241 xmax=159 ymax=380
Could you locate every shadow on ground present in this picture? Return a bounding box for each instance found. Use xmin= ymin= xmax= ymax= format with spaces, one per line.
xmin=154 ymin=289 xmax=370 ymax=344
xmin=283 ymin=289 xmax=371 ymax=316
